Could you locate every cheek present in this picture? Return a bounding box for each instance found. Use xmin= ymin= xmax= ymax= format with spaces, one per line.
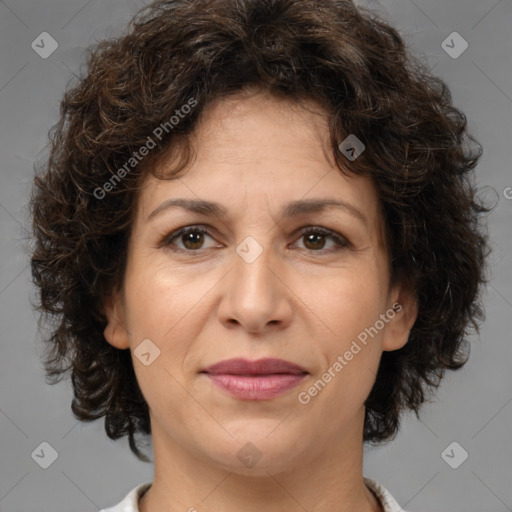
xmin=313 ymin=266 xmax=387 ymax=343
xmin=306 ymin=264 xmax=387 ymax=395
xmin=122 ymin=258 xmax=223 ymax=381
xmin=123 ymin=257 xmax=194 ymax=338
xmin=122 ymin=263 xmax=199 ymax=421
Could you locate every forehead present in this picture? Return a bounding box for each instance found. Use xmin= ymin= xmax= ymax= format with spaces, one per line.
xmin=136 ymin=92 xmax=386 ymax=245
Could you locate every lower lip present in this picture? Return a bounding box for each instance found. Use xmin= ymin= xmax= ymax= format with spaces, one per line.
xmin=204 ymin=373 xmax=307 ymax=400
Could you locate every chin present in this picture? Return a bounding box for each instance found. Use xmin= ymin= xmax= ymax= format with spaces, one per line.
xmin=199 ymin=427 xmax=307 ymax=476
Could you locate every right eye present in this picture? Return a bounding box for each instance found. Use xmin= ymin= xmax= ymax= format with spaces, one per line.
xmin=160 ymin=225 xmax=219 ymax=252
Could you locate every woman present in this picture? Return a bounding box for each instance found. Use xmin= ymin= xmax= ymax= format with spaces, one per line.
xmin=30 ymin=0 xmax=489 ymax=511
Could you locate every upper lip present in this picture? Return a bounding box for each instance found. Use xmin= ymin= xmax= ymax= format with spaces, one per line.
xmin=201 ymin=358 xmax=308 ymax=375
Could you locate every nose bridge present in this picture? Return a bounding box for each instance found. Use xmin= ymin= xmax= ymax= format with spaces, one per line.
xmin=219 ymin=230 xmax=290 ymax=332
xmin=233 ymin=232 xmax=275 ymax=304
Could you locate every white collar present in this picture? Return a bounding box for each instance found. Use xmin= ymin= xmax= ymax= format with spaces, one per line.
xmin=100 ymin=478 xmax=407 ymax=512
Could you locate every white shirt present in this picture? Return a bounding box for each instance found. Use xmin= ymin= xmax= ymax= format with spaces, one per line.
xmin=99 ymin=478 xmax=407 ymax=511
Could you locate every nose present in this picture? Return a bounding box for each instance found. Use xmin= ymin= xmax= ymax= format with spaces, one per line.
xmin=217 ymin=237 xmax=293 ymax=335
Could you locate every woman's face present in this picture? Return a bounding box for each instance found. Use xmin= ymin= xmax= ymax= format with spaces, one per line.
xmin=104 ymin=91 xmax=416 ymax=474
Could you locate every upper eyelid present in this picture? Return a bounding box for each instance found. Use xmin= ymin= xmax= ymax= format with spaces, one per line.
xmin=162 ymin=224 xmax=349 ymax=248
xmin=167 ymin=224 xmax=342 ymax=238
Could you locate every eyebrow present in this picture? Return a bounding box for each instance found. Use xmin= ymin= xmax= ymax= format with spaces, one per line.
xmin=147 ymin=198 xmax=368 ymax=225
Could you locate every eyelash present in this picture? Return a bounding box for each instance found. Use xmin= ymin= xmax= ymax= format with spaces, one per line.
xmin=159 ymin=224 xmax=350 ymax=254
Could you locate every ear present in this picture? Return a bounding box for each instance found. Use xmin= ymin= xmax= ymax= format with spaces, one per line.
xmin=103 ymin=289 xmax=130 ymax=350
xmin=382 ymin=281 xmax=418 ymax=352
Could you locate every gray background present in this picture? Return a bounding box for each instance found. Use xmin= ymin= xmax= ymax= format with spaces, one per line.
xmin=0 ymin=0 xmax=511 ymax=511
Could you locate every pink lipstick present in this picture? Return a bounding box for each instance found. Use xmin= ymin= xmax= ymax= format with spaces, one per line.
xmin=201 ymin=358 xmax=308 ymax=400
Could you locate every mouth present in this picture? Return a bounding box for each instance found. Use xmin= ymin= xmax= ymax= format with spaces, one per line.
xmin=200 ymin=358 xmax=308 ymax=400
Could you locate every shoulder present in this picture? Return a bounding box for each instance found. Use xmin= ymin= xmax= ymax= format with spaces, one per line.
xmin=99 ymin=482 xmax=152 ymax=512
xmin=364 ymin=477 xmax=408 ymax=512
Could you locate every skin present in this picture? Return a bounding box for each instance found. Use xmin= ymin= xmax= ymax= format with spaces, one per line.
xmin=104 ymin=88 xmax=418 ymax=512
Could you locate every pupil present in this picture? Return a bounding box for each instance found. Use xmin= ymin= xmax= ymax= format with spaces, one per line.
xmin=181 ymin=231 xmax=326 ymax=250
xmin=185 ymin=232 xmax=203 ymax=248
xmin=306 ymin=233 xmax=324 ymax=249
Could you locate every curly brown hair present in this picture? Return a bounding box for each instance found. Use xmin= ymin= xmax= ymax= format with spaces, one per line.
xmin=30 ymin=0 xmax=489 ymax=462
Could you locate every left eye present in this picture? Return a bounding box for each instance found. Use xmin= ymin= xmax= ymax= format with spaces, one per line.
xmin=295 ymin=227 xmax=349 ymax=252
xmin=161 ymin=226 xmax=349 ymax=253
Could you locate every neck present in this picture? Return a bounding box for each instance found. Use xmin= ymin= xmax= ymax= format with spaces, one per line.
xmin=139 ymin=407 xmax=382 ymax=512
